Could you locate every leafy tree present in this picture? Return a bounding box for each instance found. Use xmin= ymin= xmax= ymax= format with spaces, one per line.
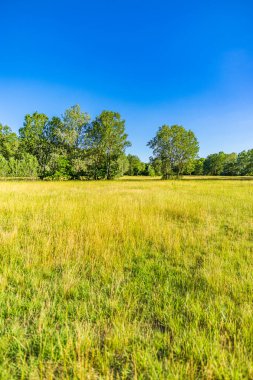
xmin=203 ymin=152 xmax=227 ymax=175
xmin=236 ymin=151 xmax=248 ymax=175
xmin=44 ymin=116 xmax=64 ymax=147
xmin=149 ymin=157 xmax=162 ymax=176
xmin=118 ymin=154 xmax=129 ymax=177
xmin=141 ymin=163 xmax=156 ymax=176
xmin=17 ymin=153 xmax=39 ymax=177
xmin=70 ymin=157 xmax=87 ymax=179
xmin=193 ymin=158 xmax=205 ymax=175
xmin=0 ymin=155 xmax=9 ymax=176
xmin=236 ymin=150 xmax=253 ymax=175
xmin=222 ymin=153 xmax=238 ymax=176
xmin=126 ymin=154 xmax=145 ymax=175
xmin=201 ymin=150 xmax=253 ymax=176
xmin=6 ymin=154 xmax=38 ymax=177
xmin=19 ymin=112 xmax=50 ymax=176
xmin=0 ymin=124 xmax=19 ymax=159
xmin=19 ymin=112 xmax=48 ymax=155
xmin=53 ymin=105 xmax=90 ymax=153
xmin=148 ymin=125 xmax=199 ymax=179
xmin=246 ymin=150 xmax=253 ymax=175
xmin=85 ymin=111 xmax=131 ymax=179
xmin=18 ymin=105 xmax=90 ymax=179
xmin=7 ymin=157 xmax=20 ymax=177
xmin=147 ymin=164 xmax=156 ymax=176
xmin=3 ymin=107 xmax=253 ymax=180
xmin=45 ymin=153 xmax=71 ymax=180
xmin=183 ymin=159 xmax=195 ymax=175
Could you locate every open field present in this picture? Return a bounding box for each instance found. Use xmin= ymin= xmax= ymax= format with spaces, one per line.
xmin=0 ymin=178 xmax=253 ymax=379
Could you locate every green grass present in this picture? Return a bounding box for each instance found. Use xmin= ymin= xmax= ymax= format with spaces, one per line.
xmin=0 ymin=178 xmax=252 ymax=379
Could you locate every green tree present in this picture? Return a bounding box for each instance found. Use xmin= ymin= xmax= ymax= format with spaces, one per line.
xmin=54 ymin=105 xmax=90 ymax=152
xmin=147 ymin=164 xmax=155 ymax=176
xmin=236 ymin=150 xmax=253 ymax=175
xmin=0 ymin=124 xmax=19 ymax=159
xmin=118 ymin=154 xmax=129 ymax=177
xmin=6 ymin=154 xmax=38 ymax=177
xmin=19 ymin=106 xmax=90 ymax=179
xmin=203 ymin=152 xmax=226 ymax=175
xmin=19 ymin=112 xmax=50 ymax=176
xmin=45 ymin=153 xmax=71 ymax=180
xmin=193 ymin=158 xmax=205 ymax=175
xmin=0 ymin=155 xmax=9 ymax=176
xmin=246 ymin=150 xmax=253 ymax=175
xmin=149 ymin=157 xmax=162 ymax=176
xmin=17 ymin=153 xmax=39 ymax=177
xmin=19 ymin=112 xmax=48 ymax=155
xmin=148 ymin=125 xmax=199 ymax=179
xmin=222 ymin=153 xmax=238 ymax=176
xmin=85 ymin=111 xmax=131 ymax=179
xmin=126 ymin=154 xmax=145 ymax=175
xmin=183 ymin=159 xmax=195 ymax=175
xmin=44 ymin=116 xmax=64 ymax=147
xmin=7 ymin=157 xmax=20 ymax=177
xmin=70 ymin=157 xmax=87 ymax=179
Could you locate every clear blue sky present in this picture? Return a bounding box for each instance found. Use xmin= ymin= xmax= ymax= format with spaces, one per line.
xmin=0 ymin=0 xmax=252 ymax=161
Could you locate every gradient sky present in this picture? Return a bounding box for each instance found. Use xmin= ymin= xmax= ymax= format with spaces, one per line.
xmin=0 ymin=0 xmax=252 ymax=160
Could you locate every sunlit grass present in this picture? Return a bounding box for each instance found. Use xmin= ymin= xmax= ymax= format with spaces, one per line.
xmin=0 ymin=178 xmax=252 ymax=379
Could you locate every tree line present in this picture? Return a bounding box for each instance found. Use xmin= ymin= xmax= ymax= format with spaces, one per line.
xmin=0 ymin=105 xmax=252 ymax=179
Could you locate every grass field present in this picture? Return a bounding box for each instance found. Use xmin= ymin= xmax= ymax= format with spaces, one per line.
xmin=0 ymin=178 xmax=252 ymax=379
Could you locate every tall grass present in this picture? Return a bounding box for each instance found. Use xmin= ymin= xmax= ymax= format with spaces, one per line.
xmin=0 ymin=179 xmax=252 ymax=379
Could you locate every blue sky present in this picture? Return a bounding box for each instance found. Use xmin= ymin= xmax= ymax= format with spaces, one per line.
xmin=0 ymin=0 xmax=252 ymax=161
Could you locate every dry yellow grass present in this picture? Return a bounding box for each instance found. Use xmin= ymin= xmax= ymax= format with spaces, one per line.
xmin=0 ymin=178 xmax=252 ymax=379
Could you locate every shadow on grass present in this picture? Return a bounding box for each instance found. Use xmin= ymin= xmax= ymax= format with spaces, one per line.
xmin=119 ymin=178 xmax=161 ymax=182
xmin=119 ymin=176 xmax=253 ymax=182
xmin=1 ymin=176 xmax=253 ymax=182
xmin=183 ymin=176 xmax=253 ymax=181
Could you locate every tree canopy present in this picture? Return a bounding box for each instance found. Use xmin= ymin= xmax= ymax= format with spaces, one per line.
xmin=0 ymin=108 xmax=252 ymax=179
xmin=148 ymin=125 xmax=199 ymax=179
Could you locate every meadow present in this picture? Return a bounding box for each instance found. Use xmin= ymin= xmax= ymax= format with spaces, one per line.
xmin=0 ymin=178 xmax=252 ymax=379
